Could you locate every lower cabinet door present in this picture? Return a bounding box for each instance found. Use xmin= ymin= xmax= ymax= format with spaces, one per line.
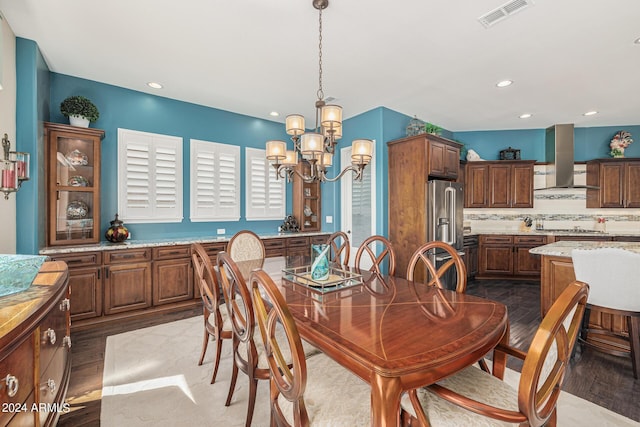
xmin=68 ymin=267 xmax=102 ymax=321
xmin=104 ymin=262 xmax=152 ymax=315
xmin=152 ymin=258 xmax=194 ymax=305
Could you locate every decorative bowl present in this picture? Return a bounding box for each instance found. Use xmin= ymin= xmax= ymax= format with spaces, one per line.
xmin=66 ymin=200 xmax=89 ymax=219
xmin=68 ymin=175 xmax=90 ymax=187
xmin=65 ymin=149 xmax=88 ymax=166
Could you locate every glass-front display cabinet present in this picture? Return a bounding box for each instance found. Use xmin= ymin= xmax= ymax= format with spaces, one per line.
xmin=292 ymin=161 xmax=321 ymax=232
xmin=45 ymin=122 xmax=105 ymax=246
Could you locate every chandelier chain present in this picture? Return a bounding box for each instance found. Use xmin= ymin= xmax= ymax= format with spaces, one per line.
xmin=317 ymin=7 xmax=324 ymax=102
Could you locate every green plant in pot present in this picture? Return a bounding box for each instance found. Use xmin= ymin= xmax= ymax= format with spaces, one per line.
xmin=424 ymin=122 xmax=442 ymax=135
xmin=60 ymin=96 xmax=99 ymax=127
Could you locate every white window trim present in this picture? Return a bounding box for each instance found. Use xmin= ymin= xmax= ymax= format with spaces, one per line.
xmin=189 ymin=139 xmax=241 ymax=222
xmin=117 ymin=128 xmax=183 ymax=223
xmin=245 ymin=147 xmax=285 ymax=221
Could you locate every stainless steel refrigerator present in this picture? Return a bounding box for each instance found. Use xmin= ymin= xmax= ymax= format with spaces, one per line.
xmin=426 ymin=180 xmax=464 ymax=290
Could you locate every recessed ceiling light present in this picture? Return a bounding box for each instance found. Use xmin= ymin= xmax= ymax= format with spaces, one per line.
xmin=583 ymin=110 xmax=598 ymax=116
xmin=269 ymin=111 xmax=280 ymax=117
xmin=634 ymin=37 xmax=640 ymax=44
xmin=147 ymin=82 xmax=163 ymax=89
xmin=519 ymin=113 xmax=532 ymax=119
xmin=496 ymin=80 xmax=513 ymax=88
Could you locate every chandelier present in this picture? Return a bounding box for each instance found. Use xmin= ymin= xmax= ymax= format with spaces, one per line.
xmin=265 ymin=0 xmax=373 ymax=183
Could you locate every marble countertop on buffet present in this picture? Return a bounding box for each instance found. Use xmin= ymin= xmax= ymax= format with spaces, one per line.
xmin=39 ymin=231 xmax=329 ymax=255
xmin=529 ymin=241 xmax=640 ymax=258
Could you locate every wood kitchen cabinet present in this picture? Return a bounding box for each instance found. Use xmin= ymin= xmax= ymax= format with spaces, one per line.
xmin=463 ymin=235 xmax=478 ymax=279
xmin=152 ymin=245 xmax=193 ymax=305
xmin=293 ymin=161 xmax=321 ymax=231
xmin=586 ymin=158 xmax=640 ymax=208
xmin=49 ymin=251 xmax=103 ymax=321
xmin=103 ymin=249 xmax=152 ymax=315
xmin=45 ymin=122 xmax=105 ymax=246
xmin=464 ymin=161 xmax=535 ymax=208
xmin=478 ymin=234 xmax=545 ymax=279
xmin=388 ymin=134 xmax=462 ymax=277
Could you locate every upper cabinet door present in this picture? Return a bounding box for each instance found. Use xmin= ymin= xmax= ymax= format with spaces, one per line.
xmin=600 ymin=162 xmax=625 ymax=208
xmin=45 ymin=122 xmax=104 ymax=246
xmin=510 ymin=163 xmax=534 ymax=208
xmin=488 ymin=164 xmax=511 ymax=207
xmin=624 ymin=161 xmax=640 ymax=208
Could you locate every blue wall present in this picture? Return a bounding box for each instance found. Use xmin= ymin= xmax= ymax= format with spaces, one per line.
xmin=46 ymin=73 xmax=329 ymax=243
xmin=15 ymin=38 xmax=49 ymax=255
xmin=453 ymin=125 xmax=640 ymax=161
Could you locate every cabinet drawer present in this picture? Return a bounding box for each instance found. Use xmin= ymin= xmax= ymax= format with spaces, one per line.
xmin=287 ymin=237 xmax=310 ymax=248
xmin=480 ymin=235 xmax=513 ymax=245
xmin=51 ymin=251 xmax=102 ymax=268
xmin=463 ymin=235 xmax=479 ymax=247
xmin=0 ymin=335 xmax=35 ymax=422
xmin=152 ymin=245 xmax=191 ymax=260
xmin=38 ymin=347 xmax=69 ymax=427
xmin=39 ymin=297 xmax=69 ymax=374
xmin=263 ymin=238 xmax=286 ymax=250
xmin=310 ymin=234 xmax=330 ymax=245
xmin=104 ymin=249 xmax=151 ymax=264
xmin=514 ymin=235 xmax=546 ymax=245
xmin=201 ymin=242 xmax=227 ymax=259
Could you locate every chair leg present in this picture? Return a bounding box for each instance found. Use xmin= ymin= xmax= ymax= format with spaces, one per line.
xmin=210 ymin=334 xmax=224 ymax=384
xmin=245 ymin=378 xmax=258 ymax=427
xmin=199 ymin=329 xmax=210 ymax=366
xmin=628 ymin=315 xmax=640 ymax=380
xmin=225 ymin=362 xmax=239 ymax=407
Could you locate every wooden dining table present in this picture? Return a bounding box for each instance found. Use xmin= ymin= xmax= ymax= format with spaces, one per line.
xmin=235 ymin=256 xmax=508 ymax=427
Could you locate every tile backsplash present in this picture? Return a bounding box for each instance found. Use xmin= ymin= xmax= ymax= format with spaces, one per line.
xmin=464 ymin=164 xmax=640 ymax=234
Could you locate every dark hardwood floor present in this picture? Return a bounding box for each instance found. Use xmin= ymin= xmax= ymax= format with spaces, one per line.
xmin=58 ymin=280 xmax=640 ymax=426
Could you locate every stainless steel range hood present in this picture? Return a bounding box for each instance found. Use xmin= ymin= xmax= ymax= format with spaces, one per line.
xmin=535 ymin=123 xmax=598 ymax=190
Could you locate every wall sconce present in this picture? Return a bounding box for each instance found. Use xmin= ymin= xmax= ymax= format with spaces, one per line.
xmin=1 ymin=133 xmax=30 ymax=200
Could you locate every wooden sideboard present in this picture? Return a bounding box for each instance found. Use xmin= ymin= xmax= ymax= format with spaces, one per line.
xmin=0 ymin=261 xmax=71 ymax=426
xmin=47 ymin=233 xmax=329 ymax=330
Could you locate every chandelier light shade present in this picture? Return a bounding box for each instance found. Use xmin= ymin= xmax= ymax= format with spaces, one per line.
xmin=1 ymin=133 xmax=30 ymax=200
xmin=265 ymin=0 xmax=373 ymax=183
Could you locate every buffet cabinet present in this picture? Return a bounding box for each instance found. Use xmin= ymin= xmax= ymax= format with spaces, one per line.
xmin=586 ymin=158 xmax=640 ymax=208
xmin=465 ymin=161 xmax=535 ymax=208
xmin=49 ymin=234 xmax=329 ymax=329
xmin=0 ymin=261 xmax=71 ymax=427
xmin=44 ymin=122 xmax=105 ymax=246
xmin=478 ymin=234 xmax=547 ymax=279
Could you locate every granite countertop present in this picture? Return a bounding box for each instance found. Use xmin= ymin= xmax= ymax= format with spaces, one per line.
xmin=529 ymin=241 xmax=640 ymax=257
xmin=469 ymin=229 xmax=640 ymax=237
xmin=39 ymin=231 xmax=330 ymax=255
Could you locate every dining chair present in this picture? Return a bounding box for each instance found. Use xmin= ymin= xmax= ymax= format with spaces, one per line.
xmin=250 ymin=269 xmax=371 ymax=426
xmin=406 ymin=241 xmax=467 ymax=293
xmin=191 ymin=243 xmax=232 ymax=384
xmin=354 ymin=235 xmax=396 ymax=275
xmin=217 ymin=251 xmax=319 ymax=427
xmin=400 ymin=280 xmax=589 ymax=427
xmin=326 ymin=231 xmax=350 ymax=267
xmin=572 ymin=247 xmax=640 ymax=379
xmin=227 ymin=229 xmax=266 ymax=262
xmin=217 ymin=250 xmax=269 ymax=427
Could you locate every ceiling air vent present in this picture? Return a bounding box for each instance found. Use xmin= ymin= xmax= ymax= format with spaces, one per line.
xmin=478 ymin=0 xmax=534 ymax=28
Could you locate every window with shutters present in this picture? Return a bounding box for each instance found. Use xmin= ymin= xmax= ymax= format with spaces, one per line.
xmin=117 ymin=129 xmax=183 ymax=223
xmin=245 ymin=147 xmax=285 ymax=220
xmin=190 ymin=139 xmax=240 ymax=222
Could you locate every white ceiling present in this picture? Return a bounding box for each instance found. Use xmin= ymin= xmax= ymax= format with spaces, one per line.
xmin=1 ymin=0 xmax=639 ymax=132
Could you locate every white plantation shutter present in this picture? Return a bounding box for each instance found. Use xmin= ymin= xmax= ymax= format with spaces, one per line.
xmin=118 ymin=129 xmax=183 ymax=223
xmin=190 ymin=139 xmax=240 ymax=221
xmin=245 ymin=148 xmax=285 ymax=220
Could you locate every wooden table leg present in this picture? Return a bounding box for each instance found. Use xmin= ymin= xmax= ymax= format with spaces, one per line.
xmin=370 ymin=374 xmax=401 ymax=427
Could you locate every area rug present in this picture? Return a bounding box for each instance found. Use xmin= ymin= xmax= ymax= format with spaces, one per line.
xmin=101 ymin=316 xmax=640 ymax=427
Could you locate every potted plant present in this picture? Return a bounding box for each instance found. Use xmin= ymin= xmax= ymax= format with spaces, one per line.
xmin=424 ymin=122 xmax=442 ymax=135
xmin=60 ymin=96 xmax=100 ymax=127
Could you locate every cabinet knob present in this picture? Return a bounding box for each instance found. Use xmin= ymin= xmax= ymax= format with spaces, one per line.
xmin=43 ymin=379 xmax=56 ymax=394
xmin=5 ymin=374 xmax=19 ymax=398
xmin=59 ymin=298 xmax=70 ymax=312
xmin=63 ymin=336 xmax=72 ymax=349
xmin=44 ymin=328 xmax=57 ymax=345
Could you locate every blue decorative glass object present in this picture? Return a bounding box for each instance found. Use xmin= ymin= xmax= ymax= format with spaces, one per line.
xmin=310 ymin=244 xmax=330 ymax=281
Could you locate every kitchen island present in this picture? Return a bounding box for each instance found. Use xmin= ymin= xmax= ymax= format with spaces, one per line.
xmin=530 ymin=240 xmax=640 ymax=352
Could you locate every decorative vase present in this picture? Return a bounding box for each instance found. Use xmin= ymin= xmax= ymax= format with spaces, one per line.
xmin=69 ymin=115 xmax=90 ymax=128
xmin=310 ymin=243 xmax=330 ymax=281
xmin=105 ymin=214 xmax=129 ymax=243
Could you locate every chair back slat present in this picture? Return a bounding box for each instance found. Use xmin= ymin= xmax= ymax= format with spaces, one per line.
xmin=326 ymin=231 xmax=350 ymax=267
xmin=354 ymin=235 xmax=396 ymax=275
xmin=406 ymin=241 xmax=466 ymax=293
